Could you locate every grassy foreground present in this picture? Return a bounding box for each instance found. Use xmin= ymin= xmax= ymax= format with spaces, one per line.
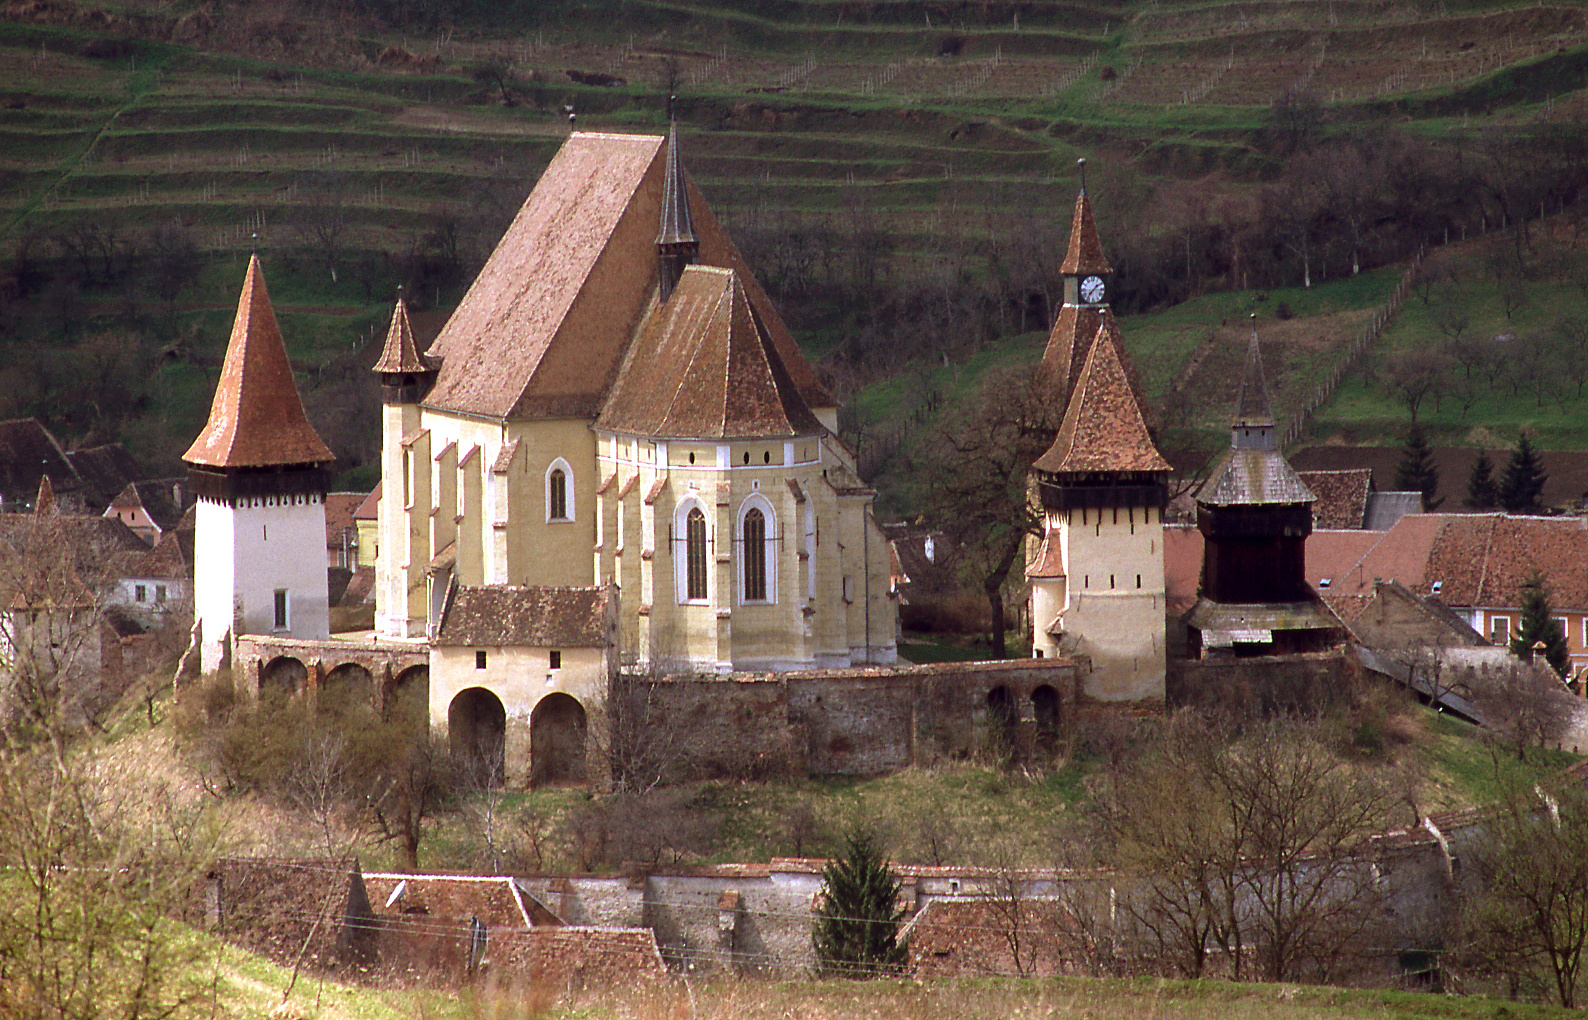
xmin=219 ymin=969 xmax=1585 ymax=1020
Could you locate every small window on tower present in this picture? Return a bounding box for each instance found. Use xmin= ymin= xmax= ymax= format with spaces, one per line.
xmin=273 ymin=589 xmax=289 ymax=630
xmin=476 ymin=650 xmax=487 ymax=669
xmin=549 ymin=650 xmax=562 ymax=670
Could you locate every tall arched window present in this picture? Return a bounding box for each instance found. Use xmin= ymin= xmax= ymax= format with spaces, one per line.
xmin=743 ymin=507 xmax=767 ymax=601
xmin=545 ymin=458 xmax=574 ymax=522
xmin=686 ymin=507 xmax=708 ymax=601
xmin=549 ymin=469 xmax=567 ymax=519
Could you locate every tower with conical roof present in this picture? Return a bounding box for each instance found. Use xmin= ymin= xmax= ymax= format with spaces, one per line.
xmin=185 ymin=255 xmax=336 ymax=673
xmin=372 ymin=295 xmax=437 ymax=639
xmin=655 ymin=118 xmax=698 ymax=303
xmin=1184 ymin=322 xmax=1344 ymax=656
xmin=1028 ymin=322 xmax=1171 ymax=702
xmin=1026 ymin=162 xmax=1171 ymax=704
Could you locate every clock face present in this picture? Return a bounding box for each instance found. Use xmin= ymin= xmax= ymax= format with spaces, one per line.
xmin=1080 ymin=275 xmax=1105 ymax=303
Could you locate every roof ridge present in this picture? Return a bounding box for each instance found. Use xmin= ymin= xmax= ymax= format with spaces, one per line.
xmin=1234 ymin=319 xmax=1275 ymax=428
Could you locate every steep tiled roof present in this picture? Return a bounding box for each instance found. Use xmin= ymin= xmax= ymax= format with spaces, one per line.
xmin=1057 ymin=186 xmax=1111 ymax=275
xmin=433 ymin=583 xmax=613 ymax=647
xmin=371 ymin=297 xmax=428 ymax=374
xmin=0 ymin=418 xmax=79 ymax=509
xmin=1033 ymin=323 xmax=1169 ymax=474
xmin=1036 ymin=304 xmax=1156 ymax=433
xmin=112 ymin=528 xmax=190 ymax=580
xmin=1297 ymin=468 xmax=1372 ymax=529
xmin=106 ymin=480 xmax=187 ymax=532
xmin=1027 ymin=531 xmax=1064 ymax=579
xmin=1302 ymin=512 xmax=1588 ymax=611
xmin=597 ymin=266 xmax=822 ymax=439
xmin=422 ymin=132 xmax=830 ymax=422
xmin=353 ymin=483 xmax=381 ymax=521
xmin=183 ymin=256 xmax=335 ymax=470
xmin=66 ymin=443 xmax=147 ymax=508
xmin=325 ymin=492 xmax=365 ymax=543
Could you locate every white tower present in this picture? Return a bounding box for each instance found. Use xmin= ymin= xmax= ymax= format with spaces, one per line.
xmin=183 ymin=255 xmax=336 ymax=675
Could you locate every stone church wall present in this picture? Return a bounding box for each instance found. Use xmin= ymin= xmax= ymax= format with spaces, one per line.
xmin=1168 ymin=648 xmax=1357 ymax=716
xmin=624 ymin=659 xmax=1081 ymax=779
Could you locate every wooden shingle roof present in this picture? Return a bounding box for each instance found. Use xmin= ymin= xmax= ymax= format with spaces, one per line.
xmin=596 ymin=266 xmax=822 ymax=440
xmin=421 ymin=131 xmax=830 ymax=422
xmin=1033 ymin=323 xmax=1169 ymax=475
xmin=182 ymin=256 xmax=335 ymax=470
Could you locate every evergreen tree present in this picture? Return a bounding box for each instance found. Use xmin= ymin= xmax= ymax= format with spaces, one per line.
xmin=813 ymin=829 xmax=909 ymax=976
xmin=1509 ymin=569 xmax=1570 ymax=677
xmin=1500 ymin=433 xmax=1547 ymax=513
xmin=1394 ymin=424 xmax=1440 ymax=509
xmin=1466 ymin=449 xmax=1498 ymax=510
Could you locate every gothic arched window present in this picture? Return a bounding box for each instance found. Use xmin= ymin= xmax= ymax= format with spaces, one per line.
xmin=743 ymin=507 xmax=767 ymax=601
xmin=686 ymin=506 xmax=708 ymax=601
xmin=545 ymin=458 xmax=574 ymax=522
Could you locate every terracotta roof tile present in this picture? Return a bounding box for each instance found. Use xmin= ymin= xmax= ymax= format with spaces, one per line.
xmin=1297 ymin=468 xmax=1372 ymax=529
xmin=422 ymin=132 xmax=831 ymax=423
xmin=325 ymin=492 xmax=365 ymax=540
xmin=353 ymin=483 xmax=380 ymax=520
xmin=371 ymin=297 xmax=428 ymax=374
xmin=1027 ymin=530 xmax=1064 ymax=579
xmin=1058 ymin=189 xmax=1111 ymax=275
xmin=597 ymin=266 xmax=822 ymax=439
xmin=433 ymin=583 xmax=613 ymax=647
xmin=1036 ymin=306 xmax=1154 ymax=432
xmin=0 ymin=418 xmax=79 ymax=509
xmin=1033 ymin=323 xmax=1169 ymax=475
xmin=182 ymin=256 xmax=335 ymax=470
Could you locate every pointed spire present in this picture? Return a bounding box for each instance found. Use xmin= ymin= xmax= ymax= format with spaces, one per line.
xmin=1059 ymin=158 xmax=1112 ymax=276
xmin=656 ymin=115 xmax=699 ymax=302
xmin=33 ymin=474 xmax=55 ymax=516
xmin=183 ymin=255 xmax=335 ymax=470
xmin=1034 ymin=323 xmax=1169 ymax=475
xmin=1234 ymin=314 xmax=1275 ymax=431
xmin=373 ymin=294 xmax=427 ymax=374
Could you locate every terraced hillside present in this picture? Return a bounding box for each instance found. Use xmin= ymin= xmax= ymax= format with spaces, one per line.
xmin=0 ymin=0 xmax=1584 ymax=483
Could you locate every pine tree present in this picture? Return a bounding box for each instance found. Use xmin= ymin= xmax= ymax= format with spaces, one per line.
xmin=1500 ymin=433 xmax=1548 ymax=513
xmin=1394 ymin=424 xmax=1440 ymax=509
xmin=1466 ymin=449 xmax=1498 ymax=510
xmin=813 ymin=829 xmax=909 ymax=977
xmin=1510 ymin=569 xmax=1570 ymax=677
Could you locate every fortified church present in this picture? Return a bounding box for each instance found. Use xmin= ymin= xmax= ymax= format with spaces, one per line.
xmin=183 ymin=125 xmax=898 ymax=784
xmin=182 ymin=120 xmax=1354 ymax=782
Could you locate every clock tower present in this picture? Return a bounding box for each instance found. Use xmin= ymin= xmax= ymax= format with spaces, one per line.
xmin=1027 ymin=159 xmax=1170 ymax=707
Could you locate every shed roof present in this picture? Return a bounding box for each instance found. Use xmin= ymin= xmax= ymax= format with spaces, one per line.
xmin=182 ymin=256 xmax=335 ymax=470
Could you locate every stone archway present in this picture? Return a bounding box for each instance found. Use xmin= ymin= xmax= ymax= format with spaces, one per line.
xmin=320 ymin=663 xmax=374 ymax=717
xmin=531 ymin=693 xmax=587 ymax=787
xmin=261 ymin=656 xmax=307 ymax=703
xmin=449 ymin=687 xmax=506 ymax=788
xmin=386 ymin=665 xmax=429 ymax=736
xmin=1032 ymin=684 xmax=1061 ymax=749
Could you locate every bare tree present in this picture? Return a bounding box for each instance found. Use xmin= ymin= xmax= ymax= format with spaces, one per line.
xmin=1464 ymin=660 xmax=1576 ymax=762
xmin=1466 ymin=778 xmax=1588 ymax=1007
xmin=1098 ymin=713 xmax=1401 ymax=982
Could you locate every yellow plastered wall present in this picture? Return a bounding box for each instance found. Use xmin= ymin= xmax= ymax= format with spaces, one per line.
xmin=1057 ymin=504 xmax=1165 ymax=704
xmin=430 ymin=643 xmax=608 ymax=788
